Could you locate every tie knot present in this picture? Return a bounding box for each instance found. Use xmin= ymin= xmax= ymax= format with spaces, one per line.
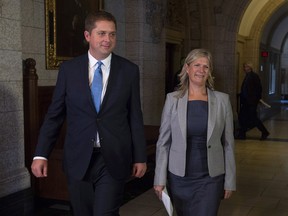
xmin=97 ymin=61 xmax=103 ymax=69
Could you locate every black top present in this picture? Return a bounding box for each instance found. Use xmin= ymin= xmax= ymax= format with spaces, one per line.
xmin=186 ymin=100 xmax=208 ymax=177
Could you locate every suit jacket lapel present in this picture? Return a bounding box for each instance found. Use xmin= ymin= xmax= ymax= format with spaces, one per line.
xmin=80 ymin=55 xmax=96 ymax=113
xmin=178 ymin=91 xmax=188 ymax=140
xmin=207 ymin=89 xmax=217 ymax=141
xmin=100 ymin=53 xmax=119 ymax=110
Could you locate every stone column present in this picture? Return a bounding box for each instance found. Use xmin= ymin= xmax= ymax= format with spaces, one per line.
xmin=0 ymin=0 xmax=30 ymax=198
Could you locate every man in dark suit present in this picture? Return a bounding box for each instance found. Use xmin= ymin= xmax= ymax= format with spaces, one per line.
xmin=236 ymin=62 xmax=270 ymax=140
xmin=31 ymin=11 xmax=147 ymax=215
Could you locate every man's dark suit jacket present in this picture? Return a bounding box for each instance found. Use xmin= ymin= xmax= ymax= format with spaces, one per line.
xmin=34 ymin=53 xmax=147 ymax=181
xmin=240 ymin=71 xmax=262 ymax=106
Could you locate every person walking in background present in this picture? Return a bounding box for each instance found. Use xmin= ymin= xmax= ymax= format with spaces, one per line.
xmin=173 ymin=57 xmax=186 ymax=90
xmin=31 ymin=11 xmax=147 ymax=216
xmin=153 ymin=48 xmax=236 ymax=216
xmin=236 ymin=62 xmax=270 ymax=140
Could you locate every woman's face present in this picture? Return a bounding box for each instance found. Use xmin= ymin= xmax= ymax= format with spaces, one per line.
xmin=186 ymin=57 xmax=209 ymax=87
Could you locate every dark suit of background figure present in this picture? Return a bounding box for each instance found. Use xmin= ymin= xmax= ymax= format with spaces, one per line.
xmin=31 ymin=11 xmax=147 ymax=216
xmin=173 ymin=57 xmax=185 ymax=90
xmin=238 ymin=64 xmax=269 ymax=140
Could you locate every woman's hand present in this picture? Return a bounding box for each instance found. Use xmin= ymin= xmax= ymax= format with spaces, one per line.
xmin=154 ymin=185 xmax=165 ymax=200
xmin=223 ymin=190 xmax=233 ymax=199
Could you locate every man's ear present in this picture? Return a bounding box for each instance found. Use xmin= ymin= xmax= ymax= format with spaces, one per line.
xmin=84 ymin=31 xmax=90 ymax=42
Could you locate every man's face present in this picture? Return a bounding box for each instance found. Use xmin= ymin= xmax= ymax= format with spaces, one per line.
xmin=84 ymin=20 xmax=116 ymax=60
xmin=243 ymin=64 xmax=252 ymax=73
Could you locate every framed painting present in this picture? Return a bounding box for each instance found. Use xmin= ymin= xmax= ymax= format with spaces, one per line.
xmin=45 ymin=0 xmax=103 ymax=69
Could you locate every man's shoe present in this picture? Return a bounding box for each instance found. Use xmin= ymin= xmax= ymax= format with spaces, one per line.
xmin=234 ymin=129 xmax=246 ymax=140
xmin=235 ymin=134 xmax=246 ymax=140
xmin=260 ymin=132 xmax=270 ymax=140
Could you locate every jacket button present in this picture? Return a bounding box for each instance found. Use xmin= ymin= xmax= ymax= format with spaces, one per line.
xmin=208 ymin=145 xmax=211 ymax=148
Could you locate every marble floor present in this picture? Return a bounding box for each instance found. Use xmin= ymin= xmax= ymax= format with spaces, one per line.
xmin=120 ymin=105 xmax=288 ymax=216
xmin=22 ymin=105 xmax=288 ymax=216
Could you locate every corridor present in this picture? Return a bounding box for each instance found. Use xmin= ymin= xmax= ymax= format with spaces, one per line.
xmin=120 ymin=104 xmax=288 ymax=216
xmin=8 ymin=103 xmax=288 ymax=216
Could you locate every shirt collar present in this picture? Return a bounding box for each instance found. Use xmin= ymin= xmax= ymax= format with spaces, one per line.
xmin=88 ymin=51 xmax=112 ymax=69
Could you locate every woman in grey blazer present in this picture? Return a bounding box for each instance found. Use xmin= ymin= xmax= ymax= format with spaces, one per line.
xmin=154 ymin=49 xmax=236 ymax=216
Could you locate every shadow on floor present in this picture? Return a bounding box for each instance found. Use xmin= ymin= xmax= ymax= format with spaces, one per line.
xmin=34 ymin=171 xmax=154 ymax=216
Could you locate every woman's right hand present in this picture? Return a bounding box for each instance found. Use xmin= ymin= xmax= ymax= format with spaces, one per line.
xmin=154 ymin=185 xmax=165 ymax=200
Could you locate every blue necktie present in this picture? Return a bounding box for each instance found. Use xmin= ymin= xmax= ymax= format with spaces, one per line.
xmin=91 ymin=61 xmax=103 ymax=112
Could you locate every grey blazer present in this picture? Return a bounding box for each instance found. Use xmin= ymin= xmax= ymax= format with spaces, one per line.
xmin=154 ymin=89 xmax=236 ymax=191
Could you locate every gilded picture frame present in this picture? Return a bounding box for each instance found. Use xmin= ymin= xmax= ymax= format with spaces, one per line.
xmin=45 ymin=0 xmax=103 ymax=69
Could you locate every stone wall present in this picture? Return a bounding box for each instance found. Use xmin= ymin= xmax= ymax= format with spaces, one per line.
xmin=0 ymin=0 xmax=30 ymax=198
xmin=106 ymin=0 xmax=166 ymax=125
xmin=21 ymin=0 xmax=58 ymax=86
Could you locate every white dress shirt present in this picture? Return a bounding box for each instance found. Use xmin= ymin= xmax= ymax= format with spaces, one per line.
xmin=88 ymin=51 xmax=111 ymax=102
xmin=88 ymin=52 xmax=111 ymax=147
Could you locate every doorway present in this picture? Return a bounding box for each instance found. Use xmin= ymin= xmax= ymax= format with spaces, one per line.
xmin=165 ymin=43 xmax=182 ymax=94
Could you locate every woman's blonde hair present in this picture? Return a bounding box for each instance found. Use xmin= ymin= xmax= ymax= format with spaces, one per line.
xmin=176 ymin=48 xmax=214 ymax=97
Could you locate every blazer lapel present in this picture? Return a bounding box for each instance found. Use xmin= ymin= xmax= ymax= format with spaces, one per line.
xmin=178 ymin=91 xmax=188 ymax=140
xmin=100 ymin=54 xmax=119 ymax=110
xmin=207 ymin=89 xmax=217 ymax=141
xmin=80 ymin=55 xmax=97 ymax=113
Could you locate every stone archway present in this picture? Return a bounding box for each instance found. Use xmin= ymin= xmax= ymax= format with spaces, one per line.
xmin=242 ymin=0 xmax=286 ymax=70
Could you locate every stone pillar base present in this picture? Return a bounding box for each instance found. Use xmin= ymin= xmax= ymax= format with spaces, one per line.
xmin=0 ymin=167 xmax=31 ymax=198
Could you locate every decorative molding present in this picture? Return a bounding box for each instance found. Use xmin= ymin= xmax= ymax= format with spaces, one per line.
xmin=166 ymin=0 xmax=185 ymax=28
xmin=146 ymin=0 xmax=166 ymax=43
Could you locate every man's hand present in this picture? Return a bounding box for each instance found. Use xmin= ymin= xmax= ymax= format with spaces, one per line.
xmin=132 ymin=162 xmax=147 ymax=178
xmin=31 ymin=159 xmax=48 ymax=178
